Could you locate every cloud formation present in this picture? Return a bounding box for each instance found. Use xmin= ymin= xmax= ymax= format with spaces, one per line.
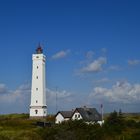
xmin=89 ymin=81 xmax=140 ymax=104
xmin=0 ymin=84 xmax=7 ymax=94
xmin=101 ymin=48 xmax=107 ymax=53
xmin=109 ymin=65 xmax=121 ymax=71
xmin=128 ymin=59 xmax=140 ymax=66
xmin=86 ymin=51 xmax=95 ymax=59
xmin=81 ymin=57 xmax=107 ymax=73
xmin=0 ymin=83 xmax=74 ymax=105
xmin=93 ymin=78 xmax=110 ymax=84
xmin=51 ymin=50 xmax=70 ymax=60
xmin=46 ymin=88 xmax=76 ymax=112
xmin=47 ymin=88 xmax=73 ymax=103
xmin=0 ymin=83 xmax=30 ymax=104
xmin=0 ymin=83 xmax=75 ymax=113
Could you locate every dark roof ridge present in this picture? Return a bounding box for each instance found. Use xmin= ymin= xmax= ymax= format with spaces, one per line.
xmin=56 ymin=111 xmax=73 ymax=118
xmin=73 ymin=107 xmax=102 ymax=121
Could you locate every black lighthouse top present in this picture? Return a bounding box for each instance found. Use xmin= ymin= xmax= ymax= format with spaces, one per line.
xmin=36 ymin=44 xmax=43 ymax=54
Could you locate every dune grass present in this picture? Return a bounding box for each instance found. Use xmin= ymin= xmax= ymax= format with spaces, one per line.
xmin=0 ymin=113 xmax=139 ymax=140
xmin=0 ymin=114 xmax=40 ymax=140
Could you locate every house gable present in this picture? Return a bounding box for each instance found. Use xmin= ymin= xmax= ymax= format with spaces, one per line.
xmin=71 ymin=107 xmax=102 ymax=122
xmin=55 ymin=111 xmax=73 ymax=124
xmin=55 ymin=112 xmax=65 ymax=124
xmin=72 ymin=110 xmax=83 ymax=120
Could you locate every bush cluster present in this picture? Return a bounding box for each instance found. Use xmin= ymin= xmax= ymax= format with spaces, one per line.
xmin=0 ymin=112 xmax=139 ymax=140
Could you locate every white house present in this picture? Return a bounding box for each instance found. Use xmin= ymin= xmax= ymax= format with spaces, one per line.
xmin=71 ymin=107 xmax=103 ymax=124
xmin=55 ymin=107 xmax=104 ymax=125
xmin=55 ymin=111 xmax=73 ymax=124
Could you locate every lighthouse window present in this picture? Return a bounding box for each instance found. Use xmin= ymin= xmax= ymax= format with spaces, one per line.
xmin=36 ymin=100 xmax=38 ymax=103
xmin=36 ymin=88 xmax=38 ymax=91
xmin=37 ymin=66 xmax=39 ymax=69
xmin=36 ymin=56 xmax=39 ymax=58
xmin=36 ymin=76 xmax=38 ymax=79
xmin=35 ymin=110 xmax=38 ymax=114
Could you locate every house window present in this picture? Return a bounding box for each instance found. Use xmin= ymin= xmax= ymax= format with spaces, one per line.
xmin=75 ymin=114 xmax=77 ymax=118
xmin=35 ymin=110 xmax=38 ymax=114
xmin=78 ymin=114 xmax=80 ymax=118
xmin=36 ymin=56 xmax=39 ymax=58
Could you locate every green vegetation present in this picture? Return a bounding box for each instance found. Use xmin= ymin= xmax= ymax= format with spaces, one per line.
xmin=0 ymin=112 xmax=140 ymax=140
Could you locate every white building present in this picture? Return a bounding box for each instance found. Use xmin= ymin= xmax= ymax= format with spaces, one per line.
xmin=30 ymin=45 xmax=47 ymax=118
xmin=55 ymin=107 xmax=104 ymax=125
xmin=71 ymin=107 xmax=103 ymax=124
xmin=55 ymin=111 xmax=73 ymax=124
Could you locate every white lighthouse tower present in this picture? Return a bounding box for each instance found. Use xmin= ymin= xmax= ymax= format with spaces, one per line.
xmin=30 ymin=45 xmax=47 ymax=118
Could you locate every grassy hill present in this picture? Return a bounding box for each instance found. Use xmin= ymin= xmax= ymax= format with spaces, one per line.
xmin=0 ymin=114 xmax=41 ymax=140
xmin=104 ymin=112 xmax=140 ymax=120
xmin=0 ymin=113 xmax=139 ymax=140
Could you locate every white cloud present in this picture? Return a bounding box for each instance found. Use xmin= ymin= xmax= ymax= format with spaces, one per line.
xmin=109 ymin=65 xmax=121 ymax=71
xmin=46 ymin=88 xmax=76 ymax=112
xmin=0 ymin=83 xmax=30 ymax=104
xmin=0 ymin=83 xmax=73 ymax=104
xmin=89 ymin=81 xmax=140 ymax=104
xmin=128 ymin=59 xmax=140 ymax=66
xmin=81 ymin=57 xmax=107 ymax=73
xmin=47 ymin=88 xmax=73 ymax=102
xmin=51 ymin=50 xmax=70 ymax=60
xmin=0 ymin=83 xmax=75 ymax=113
xmin=101 ymin=48 xmax=107 ymax=53
xmin=93 ymin=78 xmax=110 ymax=84
xmin=86 ymin=51 xmax=95 ymax=59
xmin=0 ymin=84 xmax=7 ymax=94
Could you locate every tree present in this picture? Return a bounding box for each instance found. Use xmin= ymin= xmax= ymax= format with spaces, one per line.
xmin=104 ymin=110 xmax=125 ymax=134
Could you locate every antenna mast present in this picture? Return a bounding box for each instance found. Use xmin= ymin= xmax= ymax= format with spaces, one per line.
xmin=56 ymin=87 xmax=58 ymax=113
xmin=101 ymin=104 xmax=103 ymax=121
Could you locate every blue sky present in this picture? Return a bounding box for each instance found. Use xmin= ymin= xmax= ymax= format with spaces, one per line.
xmin=0 ymin=0 xmax=140 ymax=114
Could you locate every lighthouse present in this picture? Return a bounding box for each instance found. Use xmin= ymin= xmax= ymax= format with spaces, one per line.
xmin=30 ymin=45 xmax=47 ymax=118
